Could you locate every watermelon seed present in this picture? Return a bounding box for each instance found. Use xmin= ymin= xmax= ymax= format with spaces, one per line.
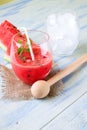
xmin=13 ymin=26 xmax=17 ymax=29
xmin=18 ymin=55 xmax=26 ymax=62
xmin=37 ymin=63 xmax=43 ymax=66
xmin=43 ymin=55 xmax=47 ymax=58
xmin=27 ymin=74 xmax=30 ymax=77
xmin=22 ymin=56 xmax=26 ymax=62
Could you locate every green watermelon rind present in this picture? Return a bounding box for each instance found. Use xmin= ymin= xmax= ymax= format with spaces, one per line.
xmin=4 ymin=55 xmax=10 ymax=62
xmin=0 ymin=41 xmax=7 ymax=51
xmin=0 ymin=41 xmax=10 ymax=62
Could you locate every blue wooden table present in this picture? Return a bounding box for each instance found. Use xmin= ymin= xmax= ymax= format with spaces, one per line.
xmin=0 ymin=0 xmax=87 ymax=130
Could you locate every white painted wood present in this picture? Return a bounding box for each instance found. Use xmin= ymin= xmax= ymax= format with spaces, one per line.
xmin=42 ymin=93 xmax=87 ymax=130
xmin=0 ymin=0 xmax=87 ymax=130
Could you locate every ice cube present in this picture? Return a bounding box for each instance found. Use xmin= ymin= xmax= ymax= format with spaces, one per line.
xmin=47 ymin=14 xmax=57 ymax=26
xmin=46 ymin=12 xmax=79 ymax=60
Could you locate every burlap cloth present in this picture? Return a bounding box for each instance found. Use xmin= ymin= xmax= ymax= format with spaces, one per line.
xmin=0 ymin=64 xmax=64 ymax=100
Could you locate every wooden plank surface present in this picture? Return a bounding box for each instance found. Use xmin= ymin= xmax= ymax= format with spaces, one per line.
xmin=41 ymin=92 xmax=87 ymax=130
xmin=0 ymin=0 xmax=87 ymax=130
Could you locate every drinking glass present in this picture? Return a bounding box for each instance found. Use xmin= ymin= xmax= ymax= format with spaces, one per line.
xmin=10 ymin=30 xmax=52 ymax=85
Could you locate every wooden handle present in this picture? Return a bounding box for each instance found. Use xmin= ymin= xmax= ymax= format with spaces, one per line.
xmin=47 ymin=54 xmax=87 ymax=86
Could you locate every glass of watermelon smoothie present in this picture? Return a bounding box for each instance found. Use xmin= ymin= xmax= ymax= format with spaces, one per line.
xmin=10 ymin=30 xmax=53 ymax=85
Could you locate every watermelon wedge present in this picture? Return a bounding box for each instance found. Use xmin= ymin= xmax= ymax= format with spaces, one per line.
xmin=0 ymin=20 xmax=21 ymax=62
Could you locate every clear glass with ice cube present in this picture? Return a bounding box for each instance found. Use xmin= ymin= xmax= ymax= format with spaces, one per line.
xmin=46 ymin=12 xmax=79 ymax=60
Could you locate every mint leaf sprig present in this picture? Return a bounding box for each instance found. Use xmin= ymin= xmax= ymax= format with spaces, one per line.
xmin=17 ymin=38 xmax=33 ymax=55
xmin=17 ymin=39 xmax=22 ymax=44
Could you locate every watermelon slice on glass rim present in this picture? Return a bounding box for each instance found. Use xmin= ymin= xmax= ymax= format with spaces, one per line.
xmin=0 ymin=20 xmax=23 ymax=62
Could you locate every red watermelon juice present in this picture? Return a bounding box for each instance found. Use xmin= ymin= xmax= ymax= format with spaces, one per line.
xmin=10 ymin=30 xmax=52 ymax=85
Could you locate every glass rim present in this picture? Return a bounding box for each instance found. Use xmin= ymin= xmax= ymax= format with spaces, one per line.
xmin=10 ymin=29 xmax=52 ymax=68
xmin=12 ymin=29 xmax=50 ymax=42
